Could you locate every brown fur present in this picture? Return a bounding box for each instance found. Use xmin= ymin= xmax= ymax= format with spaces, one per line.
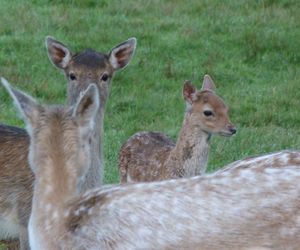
xmin=0 ymin=37 xmax=136 ymax=249
xmin=119 ymin=75 xmax=236 ymax=183
xmin=1 ymin=79 xmax=99 ymax=250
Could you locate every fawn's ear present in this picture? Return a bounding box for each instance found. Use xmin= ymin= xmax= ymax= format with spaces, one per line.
xmin=201 ymin=74 xmax=216 ymax=92
xmin=183 ymin=80 xmax=197 ymax=104
xmin=1 ymin=77 xmax=39 ymax=124
xmin=109 ymin=37 xmax=137 ymax=70
xmin=73 ymin=84 xmax=100 ymax=127
xmin=46 ymin=36 xmax=72 ymax=69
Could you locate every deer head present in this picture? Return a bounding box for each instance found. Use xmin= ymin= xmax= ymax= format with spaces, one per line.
xmin=183 ymin=74 xmax=236 ymax=137
xmin=46 ymin=37 xmax=136 ymax=108
xmin=1 ymin=77 xmax=99 ymax=190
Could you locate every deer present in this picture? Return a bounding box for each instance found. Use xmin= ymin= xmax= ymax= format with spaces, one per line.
xmin=218 ymin=149 xmax=300 ymax=175
xmin=0 ymin=36 xmax=136 ymax=250
xmin=119 ymin=74 xmax=236 ymax=183
xmin=3 ymin=78 xmax=300 ymax=250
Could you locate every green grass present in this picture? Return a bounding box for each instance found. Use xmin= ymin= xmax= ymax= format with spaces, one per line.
xmin=0 ymin=0 xmax=300 ymax=246
xmin=1 ymin=0 xmax=300 ymax=180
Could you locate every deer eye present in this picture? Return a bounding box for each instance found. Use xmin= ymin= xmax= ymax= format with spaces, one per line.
xmin=101 ymin=73 xmax=109 ymax=81
xmin=69 ymin=73 xmax=77 ymax=81
xmin=203 ymin=110 xmax=213 ymax=117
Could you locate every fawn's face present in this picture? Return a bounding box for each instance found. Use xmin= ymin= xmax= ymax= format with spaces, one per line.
xmin=46 ymin=37 xmax=136 ymax=107
xmin=2 ymin=79 xmax=99 ymax=186
xmin=191 ymin=91 xmax=235 ymax=136
xmin=183 ymin=75 xmax=236 ymax=137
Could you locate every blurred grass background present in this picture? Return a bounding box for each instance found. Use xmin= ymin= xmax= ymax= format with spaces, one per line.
xmin=0 ymin=0 xmax=300 ymax=248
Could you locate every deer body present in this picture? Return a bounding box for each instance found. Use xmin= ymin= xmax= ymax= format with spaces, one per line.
xmin=5 ymin=79 xmax=300 ymax=250
xmin=0 ymin=37 xmax=136 ymax=249
xmin=63 ymin=162 xmax=300 ymax=250
xmin=1 ymin=79 xmax=100 ymax=250
xmin=0 ymin=125 xmax=33 ymax=249
xmin=119 ymin=75 xmax=236 ymax=183
xmin=219 ymin=150 xmax=300 ymax=173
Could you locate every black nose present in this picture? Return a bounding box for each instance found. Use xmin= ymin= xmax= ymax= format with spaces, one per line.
xmin=229 ymin=127 xmax=237 ymax=135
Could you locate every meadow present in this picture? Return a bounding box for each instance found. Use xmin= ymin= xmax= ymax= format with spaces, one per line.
xmin=0 ymin=0 xmax=299 ymax=184
xmin=1 ymin=0 xmax=300 ymax=184
xmin=0 ymin=0 xmax=300 ymax=248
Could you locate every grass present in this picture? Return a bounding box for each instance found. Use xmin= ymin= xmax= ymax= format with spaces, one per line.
xmin=0 ymin=0 xmax=300 ymax=181
xmin=0 ymin=0 xmax=300 ymax=247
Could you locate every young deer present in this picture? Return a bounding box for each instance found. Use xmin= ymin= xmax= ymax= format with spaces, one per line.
xmin=0 ymin=37 xmax=136 ymax=249
xmin=119 ymin=75 xmax=236 ymax=183
xmin=4 ymin=79 xmax=300 ymax=250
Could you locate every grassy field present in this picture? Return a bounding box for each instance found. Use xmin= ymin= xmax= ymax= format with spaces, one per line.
xmin=0 ymin=0 xmax=300 ymax=246
xmin=1 ymin=0 xmax=300 ymax=181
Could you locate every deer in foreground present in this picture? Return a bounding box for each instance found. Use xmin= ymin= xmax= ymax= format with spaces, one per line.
xmin=4 ymin=79 xmax=300 ymax=250
xmin=0 ymin=37 xmax=136 ymax=249
xmin=119 ymin=75 xmax=236 ymax=183
xmin=219 ymin=149 xmax=300 ymax=175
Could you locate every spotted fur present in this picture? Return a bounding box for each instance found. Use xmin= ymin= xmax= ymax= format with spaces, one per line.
xmin=218 ymin=150 xmax=300 ymax=174
xmin=63 ymin=163 xmax=300 ymax=249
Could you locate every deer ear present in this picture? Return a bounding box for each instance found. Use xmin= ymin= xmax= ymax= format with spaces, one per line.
xmin=201 ymin=74 xmax=216 ymax=92
xmin=46 ymin=36 xmax=72 ymax=69
xmin=109 ymin=37 xmax=137 ymax=70
xmin=73 ymin=84 xmax=100 ymax=127
xmin=1 ymin=77 xmax=39 ymax=125
xmin=183 ymin=80 xmax=197 ymax=104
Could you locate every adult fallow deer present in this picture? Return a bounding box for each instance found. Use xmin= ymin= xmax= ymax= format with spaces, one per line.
xmin=0 ymin=36 xmax=136 ymax=249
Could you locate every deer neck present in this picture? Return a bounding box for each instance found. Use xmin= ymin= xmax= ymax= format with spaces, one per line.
xmin=164 ymin=112 xmax=211 ymax=179
xmin=67 ymin=84 xmax=108 ymax=190
xmin=80 ymin=108 xmax=104 ymax=191
xmin=29 ymin=159 xmax=78 ymax=250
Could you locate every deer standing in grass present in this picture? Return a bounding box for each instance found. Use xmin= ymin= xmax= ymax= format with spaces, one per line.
xmin=119 ymin=75 xmax=236 ymax=183
xmin=4 ymin=79 xmax=300 ymax=250
xmin=0 ymin=37 xmax=136 ymax=249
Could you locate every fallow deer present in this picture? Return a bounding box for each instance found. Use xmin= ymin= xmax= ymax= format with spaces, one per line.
xmin=119 ymin=75 xmax=236 ymax=183
xmin=219 ymin=149 xmax=300 ymax=175
xmin=0 ymin=36 xmax=136 ymax=249
xmin=4 ymin=78 xmax=300 ymax=250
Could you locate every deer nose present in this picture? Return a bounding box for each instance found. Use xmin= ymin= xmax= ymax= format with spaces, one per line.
xmin=227 ymin=124 xmax=237 ymax=135
xmin=229 ymin=127 xmax=237 ymax=134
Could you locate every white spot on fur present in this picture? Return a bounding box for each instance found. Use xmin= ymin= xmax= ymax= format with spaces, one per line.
xmin=74 ymin=210 xmax=80 ymax=216
xmin=52 ymin=210 xmax=59 ymax=220
xmin=45 ymin=219 xmax=52 ymax=231
xmin=44 ymin=185 xmax=54 ymax=195
xmin=64 ymin=210 xmax=70 ymax=218
xmin=45 ymin=204 xmax=52 ymax=212
xmin=129 ymin=214 xmax=140 ymax=225
xmin=87 ymin=208 xmax=94 ymax=215
xmin=264 ymin=168 xmax=282 ymax=174
xmin=127 ymin=174 xmax=133 ymax=182
xmin=137 ymin=227 xmax=152 ymax=237
xmin=280 ymin=227 xmax=298 ymax=237
xmin=239 ymin=169 xmax=256 ymax=181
